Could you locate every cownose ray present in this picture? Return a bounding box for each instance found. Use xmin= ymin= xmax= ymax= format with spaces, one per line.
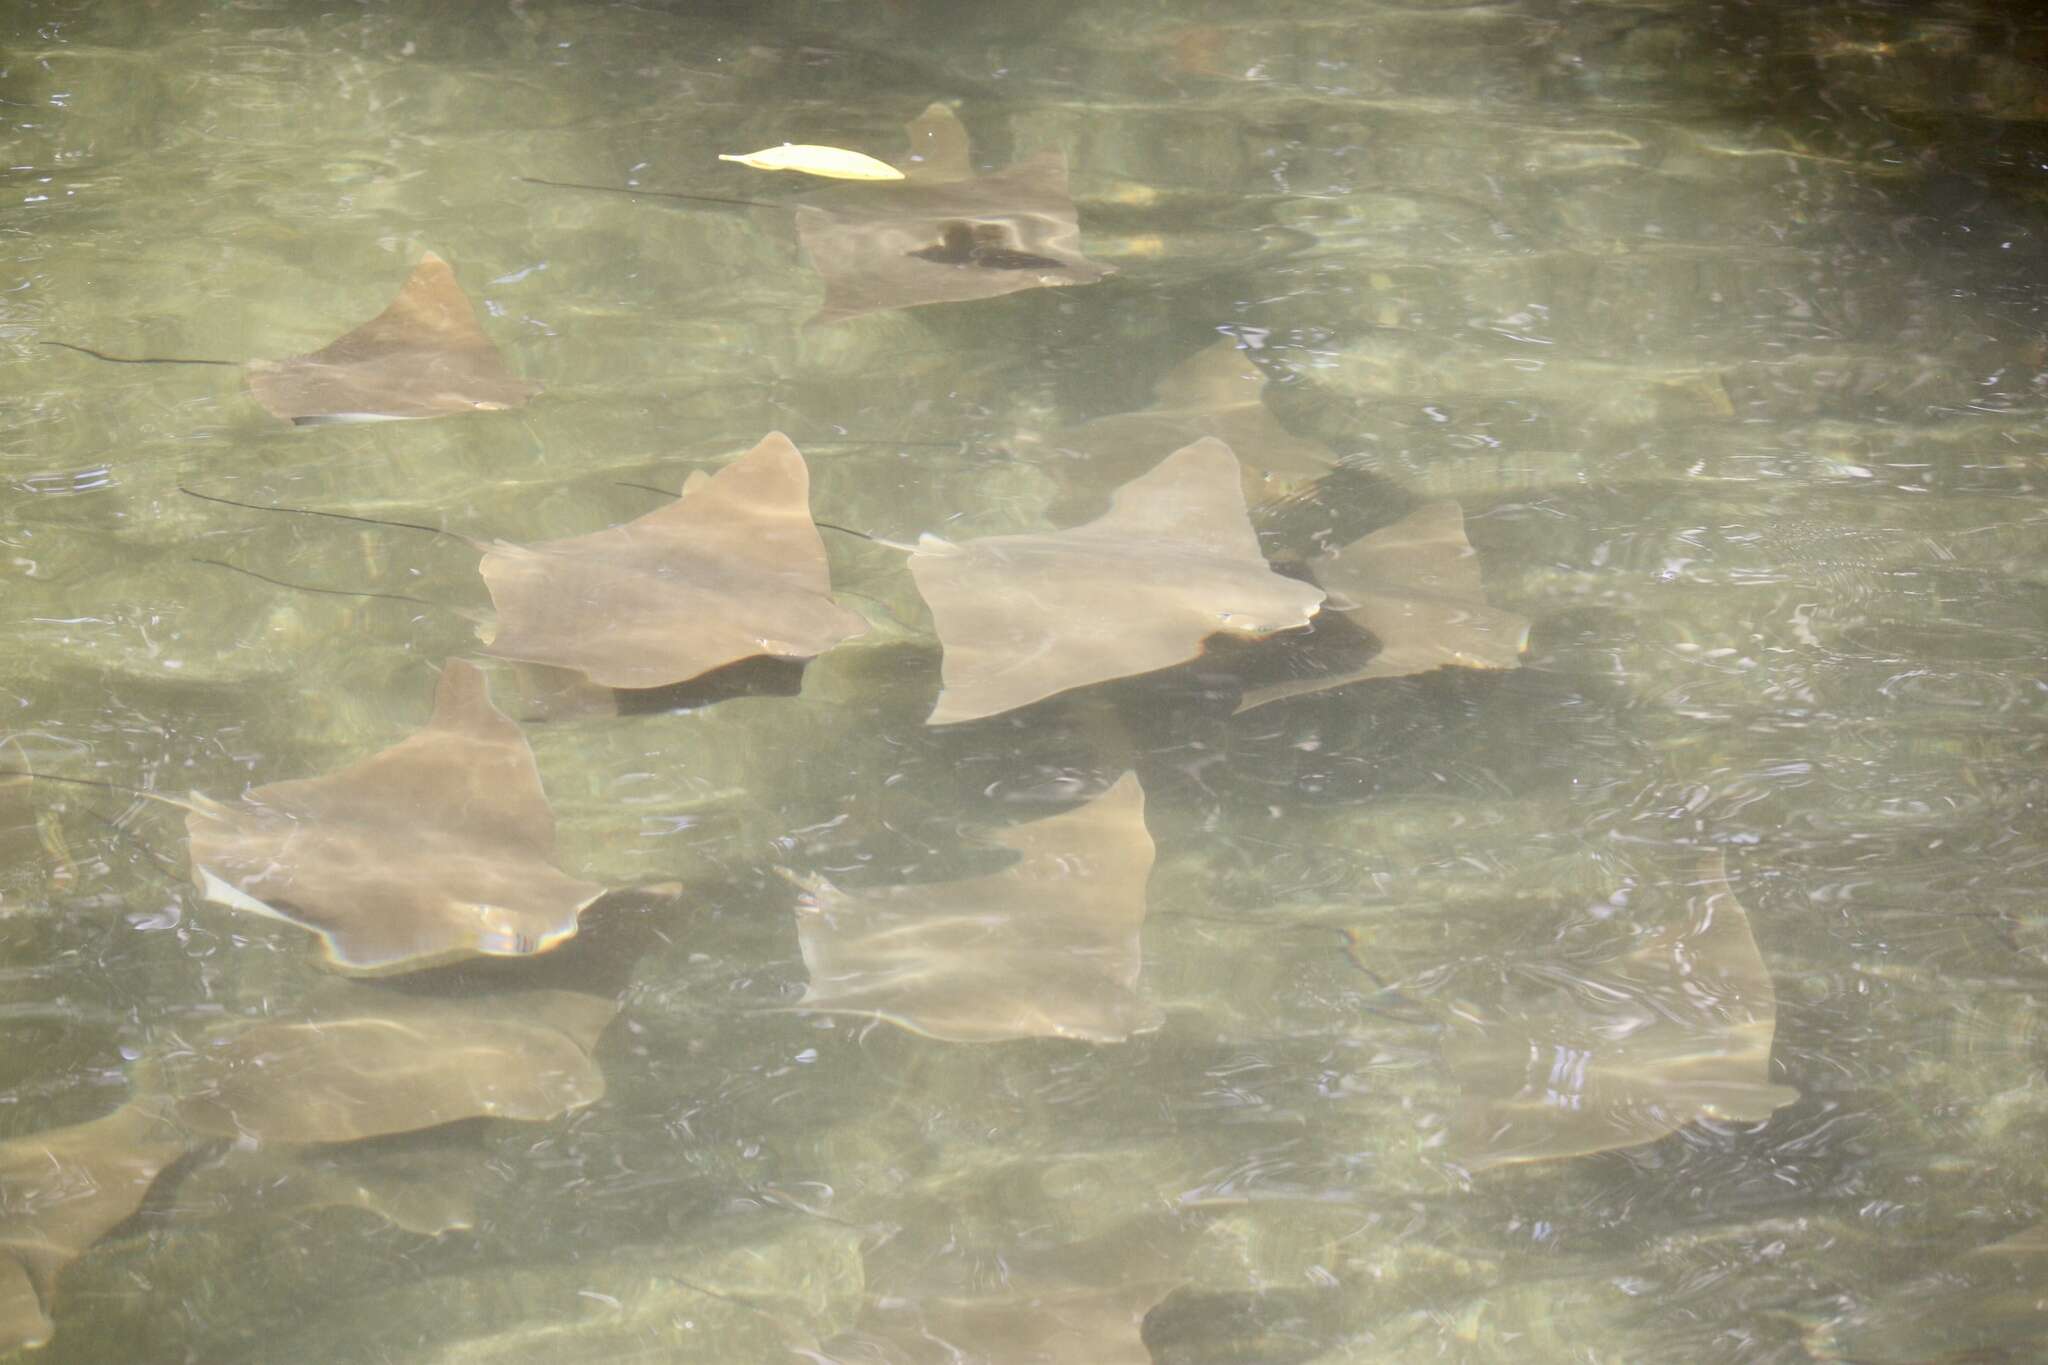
xmin=147 ymin=985 xmax=616 ymax=1145
xmin=781 ymin=772 xmax=1161 ymax=1043
xmin=1822 ymin=1222 xmax=2048 ymax=1362
xmin=1440 ymin=855 xmax=1800 ymax=1170
xmin=0 ymin=736 xmax=50 ymax=912
xmin=0 ymin=1098 xmax=190 ymax=1352
xmin=172 ymin=1144 xmax=486 ymax=1237
xmin=476 ymin=431 xmax=867 ymax=689
xmin=1028 ymin=339 xmax=1337 ymax=507
xmin=1235 ymin=499 xmax=1531 ymax=712
xmin=842 ymin=1273 xmax=1171 ymax=1365
xmin=907 ymin=437 xmax=1326 ymax=725
xmin=827 ymin=1211 xmax=1199 ymax=1365
xmin=0 ymin=986 xmax=612 ymax=1351
xmin=184 ymin=659 xmax=608 ymax=975
xmin=189 ymin=432 xmax=863 ymax=694
xmin=794 ymin=102 xmax=1114 ymax=324
xmin=243 ymin=251 xmax=541 ymax=425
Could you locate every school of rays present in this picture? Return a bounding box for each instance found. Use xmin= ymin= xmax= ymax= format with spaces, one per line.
xmin=0 ymin=94 xmax=1807 ymax=1359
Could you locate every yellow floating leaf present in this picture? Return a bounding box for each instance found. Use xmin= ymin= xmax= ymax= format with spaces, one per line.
xmin=716 ymin=144 xmax=904 ymax=181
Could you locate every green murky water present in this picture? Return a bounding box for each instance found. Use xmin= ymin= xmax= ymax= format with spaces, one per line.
xmin=5 ymin=0 xmax=2048 ymax=1360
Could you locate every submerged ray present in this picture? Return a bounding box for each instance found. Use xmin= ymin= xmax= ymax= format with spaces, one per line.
xmin=851 ymin=1280 xmax=1167 ymax=1365
xmin=1035 ymin=340 xmax=1337 ymax=506
xmin=176 ymin=1145 xmax=483 ymax=1237
xmin=785 ymin=772 xmax=1160 ymax=1043
xmin=184 ymin=660 xmax=607 ymax=975
xmin=478 ymin=431 xmax=866 ymax=690
xmin=1237 ymin=499 xmax=1530 ymax=711
xmin=794 ymin=104 xmax=1112 ymax=325
xmin=0 ymin=1099 xmax=190 ymax=1353
xmin=153 ymin=987 xmax=615 ymax=1145
xmin=830 ymin=1212 xmax=1197 ymax=1365
xmin=243 ymin=252 xmax=540 ymax=425
xmin=1442 ymin=856 xmax=1799 ymax=1170
xmin=0 ymin=739 xmax=42 ymax=912
xmin=909 ymin=437 xmax=1325 ymax=724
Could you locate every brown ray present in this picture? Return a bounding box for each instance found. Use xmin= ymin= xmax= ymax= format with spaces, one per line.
xmin=908 ymin=437 xmax=1325 ymax=725
xmin=175 ymin=1145 xmax=483 ymax=1237
xmin=1034 ymin=340 xmax=1337 ymax=507
xmin=1236 ymin=500 xmax=1530 ymax=712
xmin=0 ymin=1098 xmax=191 ymax=1353
xmin=0 ymin=738 xmax=42 ymax=913
xmin=850 ymin=1280 xmax=1167 ymax=1365
xmin=153 ymin=987 xmax=615 ymax=1145
xmin=243 ymin=252 xmax=540 ymax=425
xmin=1824 ymin=1222 xmax=2048 ymax=1362
xmin=184 ymin=660 xmax=607 ymax=975
xmin=794 ymin=104 xmax=1112 ymax=325
xmin=478 ymin=431 xmax=866 ymax=690
xmin=1441 ymin=856 xmax=1799 ymax=1170
xmin=829 ymin=1213 xmax=1195 ymax=1365
xmin=784 ymin=772 xmax=1161 ymax=1043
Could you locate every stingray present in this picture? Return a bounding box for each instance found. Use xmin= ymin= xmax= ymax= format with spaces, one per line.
xmin=46 ymin=252 xmax=540 ymax=426
xmin=1440 ymin=856 xmax=1800 ymax=1170
xmin=476 ymin=431 xmax=867 ymax=688
xmin=1028 ymin=340 xmax=1338 ymax=507
xmin=183 ymin=660 xmax=608 ymax=975
xmin=782 ymin=771 xmax=1161 ymax=1043
xmin=847 ymin=1278 xmax=1169 ymax=1365
xmin=526 ymin=103 xmax=1111 ymax=325
xmin=188 ymin=432 xmax=863 ymax=695
xmin=150 ymin=986 xmax=616 ymax=1145
xmin=827 ymin=1212 xmax=1197 ymax=1365
xmin=795 ymin=143 xmax=1114 ymax=324
xmin=0 ymin=1098 xmax=191 ymax=1352
xmin=1235 ymin=499 xmax=1531 ymax=712
xmin=907 ymin=437 xmax=1326 ymax=725
xmin=0 ymin=738 xmax=46 ymax=912
xmin=174 ymin=1144 xmax=484 ymax=1237
xmin=794 ymin=101 xmax=1111 ymax=323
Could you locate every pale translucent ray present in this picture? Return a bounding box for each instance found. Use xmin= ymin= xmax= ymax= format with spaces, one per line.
xmin=829 ymin=1212 xmax=1195 ymax=1365
xmin=1443 ymin=856 xmax=1799 ymax=1169
xmin=479 ymin=432 xmax=865 ymax=690
xmin=0 ymin=738 xmax=41 ymax=914
xmin=175 ymin=1145 xmax=484 ymax=1236
xmin=1035 ymin=341 xmax=1337 ymax=505
xmin=1237 ymin=499 xmax=1530 ymax=711
xmin=851 ymin=1281 xmax=1167 ymax=1365
xmin=185 ymin=661 xmax=607 ymax=975
xmin=910 ymin=438 xmax=1325 ymax=724
xmin=1822 ymin=1222 xmax=2048 ymax=1362
xmin=0 ymin=1099 xmax=190 ymax=1353
xmin=154 ymin=987 xmax=615 ymax=1145
xmin=243 ymin=252 xmax=540 ymax=424
xmin=786 ymin=772 xmax=1162 ymax=1043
